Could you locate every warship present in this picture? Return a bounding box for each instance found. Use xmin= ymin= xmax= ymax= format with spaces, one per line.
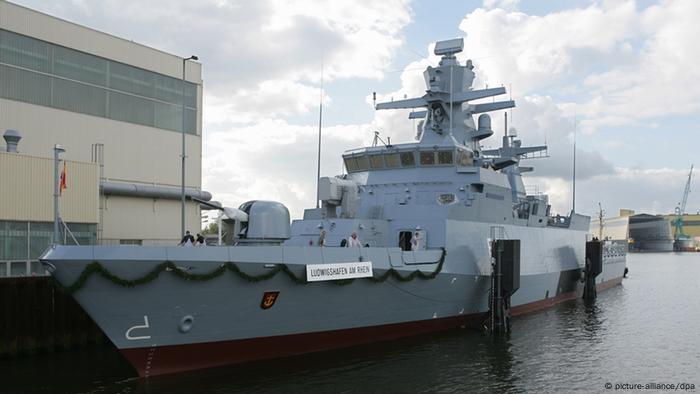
xmin=41 ymin=38 xmax=627 ymax=377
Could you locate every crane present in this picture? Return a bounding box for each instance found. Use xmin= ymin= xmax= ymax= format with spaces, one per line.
xmin=673 ymin=164 xmax=694 ymax=248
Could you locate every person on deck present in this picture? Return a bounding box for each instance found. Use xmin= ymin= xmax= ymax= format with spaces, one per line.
xmin=347 ymin=232 xmax=362 ymax=248
xmin=196 ymin=233 xmax=206 ymax=246
xmin=180 ymin=231 xmax=195 ymax=246
xmin=318 ymin=230 xmax=326 ymax=247
xmin=411 ymin=229 xmax=423 ymax=251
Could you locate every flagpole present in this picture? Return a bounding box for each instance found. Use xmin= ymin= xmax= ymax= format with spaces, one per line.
xmin=53 ymin=144 xmax=65 ymax=245
xmin=572 ymin=114 xmax=577 ymax=213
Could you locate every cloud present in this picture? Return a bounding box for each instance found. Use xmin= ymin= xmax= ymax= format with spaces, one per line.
xmin=18 ymin=0 xmax=410 ymax=92
xmin=459 ymin=1 xmax=638 ymax=95
xmin=12 ymin=0 xmax=700 ymax=220
xmin=580 ymin=167 xmax=695 ymax=215
xmin=459 ymin=0 xmax=700 ymax=132
xmin=204 ymin=80 xmax=330 ymax=125
xmin=484 ymin=95 xmax=615 ymax=181
xmin=453 ymin=0 xmax=699 ymax=216
xmin=580 ymin=0 xmax=700 ymax=129
xmin=527 ymin=166 xmax=696 ymax=216
xmin=482 ymin=0 xmax=520 ymax=11
xmin=202 ymin=119 xmax=370 ymax=218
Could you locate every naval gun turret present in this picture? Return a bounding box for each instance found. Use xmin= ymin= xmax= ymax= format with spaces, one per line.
xmin=221 ymin=201 xmax=291 ymax=245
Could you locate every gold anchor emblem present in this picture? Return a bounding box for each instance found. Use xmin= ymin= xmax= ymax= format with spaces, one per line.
xmin=260 ymin=291 xmax=279 ymax=310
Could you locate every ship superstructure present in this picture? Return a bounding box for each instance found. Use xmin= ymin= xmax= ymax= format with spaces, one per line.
xmin=41 ymin=38 xmax=626 ymax=378
xmin=290 ymin=39 xmax=559 ymax=250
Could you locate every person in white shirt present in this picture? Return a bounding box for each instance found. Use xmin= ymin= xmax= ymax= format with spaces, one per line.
xmin=318 ymin=230 xmax=326 ymax=247
xmin=411 ymin=231 xmax=422 ymax=251
xmin=347 ymin=232 xmax=362 ymax=247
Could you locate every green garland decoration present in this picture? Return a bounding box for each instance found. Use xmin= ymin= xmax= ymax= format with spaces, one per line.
xmin=56 ymin=248 xmax=446 ymax=293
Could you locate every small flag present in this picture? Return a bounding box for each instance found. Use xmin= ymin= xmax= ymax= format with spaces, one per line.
xmin=60 ymin=161 xmax=67 ymax=195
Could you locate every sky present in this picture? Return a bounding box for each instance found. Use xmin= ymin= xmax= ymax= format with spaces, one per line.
xmin=13 ymin=0 xmax=700 ymax=223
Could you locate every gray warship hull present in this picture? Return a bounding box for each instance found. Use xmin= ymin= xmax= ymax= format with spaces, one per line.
xmin=42 ymin=225 xmax=626 ymax=377
xmin=40 ymin=37 xmax=628 ymax=377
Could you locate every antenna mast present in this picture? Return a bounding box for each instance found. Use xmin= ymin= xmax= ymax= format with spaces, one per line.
xmin=509 ymin=83 xmax=513 ymax=126
xmin=598 ymin=202 xmax=604 ymax=240
xmin=449 ymin=66 xmax=453 ymax=136
xmin=572 ymin=115 xmax=577 ymax=213
xmin=315 ymin=59 xmax=324 ymax=209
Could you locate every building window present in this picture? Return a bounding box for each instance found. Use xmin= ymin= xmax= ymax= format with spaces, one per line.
xmin=120 ymin=239 xmax=143 ymax=245
xmin=0 ymin=29 xmax=198 ymax=134
xmin=0 ymin=220 xmax=96 ymax=260
xmin=10 ymin=261 xmax=26 ymax=277
xmin=29 ymin=222 xmax=53 ymax=260
xmin=65 ymin=223 xmax=98 ymax=246
xmin=30 ymin=261 xmax=44 ymax=276
xmin=53 ymin=45 xmax=107 ymax=86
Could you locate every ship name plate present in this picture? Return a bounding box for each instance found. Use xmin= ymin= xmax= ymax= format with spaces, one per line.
xmin=306 ymin=261 xmax=373 ymax=282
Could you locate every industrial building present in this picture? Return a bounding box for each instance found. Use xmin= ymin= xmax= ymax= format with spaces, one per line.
xmin=628 ymin=213 xmax=674 ymax=252
xmin=0 ymin=2 xmax=209 ymax=276
xmin=610 ymin=209 xmax=699 ymax=252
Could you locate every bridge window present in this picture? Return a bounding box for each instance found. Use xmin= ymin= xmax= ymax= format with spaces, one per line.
xmin=437 ymin=151 xmax=453 ymax=165
xmin=369 ymin=154 xmax=384 ymax=169
xmin=344 ymin=156 xmax=358 ymax=172
xmin=457 ymin=148 xmax=474 ymax=166
xmin=384 ymin=153 xmax=400 ymax=168
xmin=400 ymin=152 xmax=415 ymax=167
xmin=355 ymin=155 xmax=369 ymax=171
xmin=420 ymin=151 xmax=435 ymax=165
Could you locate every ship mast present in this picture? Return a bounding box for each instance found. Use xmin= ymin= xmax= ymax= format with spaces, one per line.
xmin=598 ymin=202 xmax=604 ymax=240
xmin=315 ymin=60 xmax=324 ymax=209
xmin=572 ymin=115 xmax=577 ymax=213
xmin=373 ymin=38 xmax=514 ymax=149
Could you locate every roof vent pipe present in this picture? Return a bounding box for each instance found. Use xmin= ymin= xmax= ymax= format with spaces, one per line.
xmin=3 ymin=130 xmax=21 ymax=153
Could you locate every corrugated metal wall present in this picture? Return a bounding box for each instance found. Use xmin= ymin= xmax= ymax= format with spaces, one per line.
xmin=0 ymin=152 xmax=98 ymax=223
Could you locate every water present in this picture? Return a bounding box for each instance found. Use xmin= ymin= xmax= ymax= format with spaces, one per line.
xmin=3 ymin=253 xmax=699 ymax=393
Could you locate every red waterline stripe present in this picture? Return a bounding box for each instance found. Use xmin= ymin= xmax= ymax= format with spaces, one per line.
xmin=122 ymin=313 xmax=483 ymax=378
xmin=123 ymin=275 xmax=624 ymax=378
xmin=511 ymin=276 xmax=623 ymax=316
